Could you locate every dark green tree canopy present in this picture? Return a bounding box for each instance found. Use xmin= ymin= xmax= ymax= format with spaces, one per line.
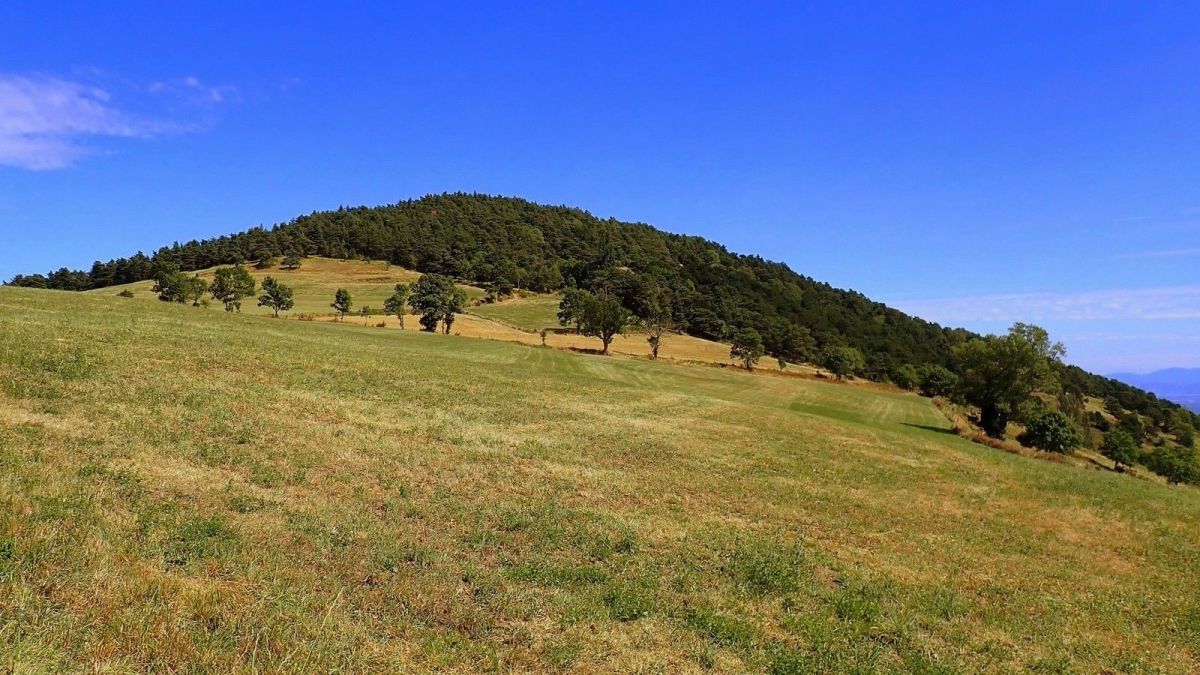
xmin=578 ymin=292 xmax=631 ymax=355
xmin=820 ymin=345 xmax=865 ymax=381
xmin=637 ymin=283 xmax=673 ymax=360
xmin=557 ymin=287 xmax=590 ymax=333
xmin=1100 ymin=429 xmax=1138 ymax=470
xmin=210 ymin=266 xmax=256 ymax=312
xmin=331 ymin=288 xmax=353 ymax=319
xmin=1018 ymin=410 xmax=1083 ymax=454
xmin=409 ymin=274 xmax=466 ymax=334
xmin=383 ymin=283 xmax=412 ymax=329
xmin=257 ymin=276 xmax=294 ymax=317
xmin=152 ymin=264 xmax=207 ymax=306
xmin=953 ymin=323 xmax=1065 ymax=438
xmin=917 ymin=364 xmax=958 ymax=398
xmin=730 ymin=327 xmax=765 ymax=371
xmin=891 ymin=364 xmax=920 ymax=391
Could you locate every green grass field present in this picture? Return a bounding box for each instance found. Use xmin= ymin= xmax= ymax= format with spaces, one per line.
xmin=468 ymin=294 xmax=564 ymax=331
xmin=3 ymin=287 xmax=1200 ymax=672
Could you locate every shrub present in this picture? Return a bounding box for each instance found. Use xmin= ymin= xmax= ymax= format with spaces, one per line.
xmin=1017 ymin=410 xmax=1082 ymax=454
xmin=1145 ymin=445 xmax=1200 ymax=485
xmin=890 ymin=364 xmax=919 ymax=391
xmin=917 ymin=364 xmax=957 ymax=398
xmin=819 ymin=345 xmax=864 ymax=380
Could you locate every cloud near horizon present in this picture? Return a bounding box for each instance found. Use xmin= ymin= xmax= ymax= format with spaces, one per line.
xmin=0 ymin=73 xmax=226 ymax=170
xmin=893 ymin=285 xmax=1200 ymax=323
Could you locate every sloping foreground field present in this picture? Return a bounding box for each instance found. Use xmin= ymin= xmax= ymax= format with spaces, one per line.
xmin=2 ymin=288 xmax=1199 ymax=673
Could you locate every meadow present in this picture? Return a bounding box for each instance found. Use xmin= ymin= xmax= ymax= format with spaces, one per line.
xmin=98 ymin=257 xmax=769 ymax=368
xmin=89 ymin=257 xmax=485 ymax=316
xmin=2 ymin=287 xmax=1200 ymax=672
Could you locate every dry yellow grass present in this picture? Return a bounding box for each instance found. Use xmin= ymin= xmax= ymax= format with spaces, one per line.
xmin=4 ymin=278 xmax=1195 ymax=673
xmin=90 ymin=257 xmax=483 ymax=315
xmin=98 ymin=257 xmax=813 ymax=372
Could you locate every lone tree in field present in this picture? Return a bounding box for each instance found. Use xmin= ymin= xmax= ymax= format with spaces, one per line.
xmin=953 ymin=322 xmax=1064 ymax=439
xmin=210 ymin=266 xmax=256 ymax=312
xmin=639 ymin=285 xmax=672 ymax=360
xmin=557 ymin=287 xmax=589 ymax=334
xmin=331 ymin=288 xmax=353 ymax=321
xmin=383 ymin=283 xmax=412 ymax=329
xmin=360 ymin=306 xmax=372 ymax=325
xmin=730 ymin=327 xmax=764 ymax=371
xmin=257 ymin=276 xmax=294 ymax=317
xmin=579 ymin=291 xmax=631 ymax=355
xmin=820 ymin=345 xmax=865 ymax=380
xmin=410 ymin=273 xmax=467 ymax=334
xmin=1101 ymin=429 xmax=1138 ymax=472
xmin=1017 ymin=410 xmax=1083 ymax=454
xmin=153 ymin=264 xmax=207 ymax=305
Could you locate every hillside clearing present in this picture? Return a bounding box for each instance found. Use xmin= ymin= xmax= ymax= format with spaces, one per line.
xmin=89 ymin=257 xmax=485 ymax=316
xmin=2 ymin=288 xmax=1199 ymax=672
xmin=100 ymin=257 xmax=786 ymax=369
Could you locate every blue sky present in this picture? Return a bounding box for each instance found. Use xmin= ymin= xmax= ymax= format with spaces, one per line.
xmin=1 ymin=2 xmax=1197 ymax=373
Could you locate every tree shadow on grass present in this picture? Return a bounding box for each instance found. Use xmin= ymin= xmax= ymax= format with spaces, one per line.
xmin=901 ymin=422 xmax=958 ymax=436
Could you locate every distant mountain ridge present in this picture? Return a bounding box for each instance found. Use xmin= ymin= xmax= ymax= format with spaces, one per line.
xmin=1110 ymin=368 xmax=1200 ymax=412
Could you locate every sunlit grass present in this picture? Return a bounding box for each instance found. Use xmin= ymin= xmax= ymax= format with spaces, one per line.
xmin=2 ymin=286 xmax=1199 ymax=672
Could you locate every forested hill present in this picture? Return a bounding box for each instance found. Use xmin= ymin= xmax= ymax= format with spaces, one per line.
xmin=5 ymin=192 xmax=1187 ymax=421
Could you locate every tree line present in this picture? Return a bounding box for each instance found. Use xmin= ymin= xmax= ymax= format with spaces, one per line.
xmin=8 ymin=192 xmax=1195 ymax=436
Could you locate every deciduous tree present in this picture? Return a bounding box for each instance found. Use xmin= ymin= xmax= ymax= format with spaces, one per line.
xmin=579 ymin=292 xmax=631 ymax=355
xmin=638 ymin=285 xmax=672 ymax=360
xmin=1100 ymin=429 xmax=1138 ymax=471
xmin=916 ymin=364 xmax=958 ymax=398
xmin=331 ymin=288 xmax=352 ymax=320
xmin=257 ymin=276 xmax=294 ymax=317
xmin=383 ymin=283 xmax=411 ymax=329
xmin=557 ymin=287 xmax=589 ymax=334
xmin=891 ymin=364 xmax=919 ymax=391
xmin=410 ymin=274 xmax=466 ymax=334
xmin=1018 ymin=410 xmax=1082 ymax=454
xmin=730 ymin=327 xmax=764 ymax=371
xmin=820 ymin=345 xmax=865 ymax=381
xmin=952 ymin=323 xmax=1064 ymax=438
xmin=210 ymin=266 xmax=256 ymax=312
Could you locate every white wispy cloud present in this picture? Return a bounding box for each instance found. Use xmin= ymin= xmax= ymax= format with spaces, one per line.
xmin=894 ymin=285 xmax=1200 ymax=323
xmin=147 ymin=76 xmax=239 ymax=105
xmin=0 ymin=73 xmax=231 ymax=170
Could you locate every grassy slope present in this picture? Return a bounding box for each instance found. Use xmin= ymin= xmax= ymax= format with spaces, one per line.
xmin=99 ymin=257 xmax=756 ymax=367
xmin=468 ymin=293 xmax=563 ymax=331
xmin=89 ymin=257 xmax=484 ymax=316
xmin=2 ymin=288 xmax=1199 ymax=673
